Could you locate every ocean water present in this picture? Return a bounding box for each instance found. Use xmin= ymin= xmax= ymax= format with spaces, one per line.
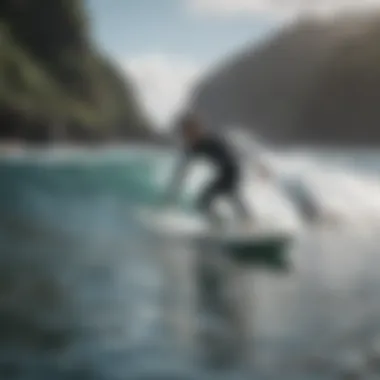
xmin=1 ymin=145 xmax=380 ymax=379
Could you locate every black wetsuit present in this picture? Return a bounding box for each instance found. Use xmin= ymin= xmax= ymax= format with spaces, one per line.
xmin=185 ymin=135 xmax=249 ymax=221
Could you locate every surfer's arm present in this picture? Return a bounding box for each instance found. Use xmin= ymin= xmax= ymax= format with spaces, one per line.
xmin=164 ymin=152 xmax=190 ymax=203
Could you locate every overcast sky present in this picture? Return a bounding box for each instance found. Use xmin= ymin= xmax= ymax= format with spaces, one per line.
xmin=86 ymin=0 xmax=380 ymax=127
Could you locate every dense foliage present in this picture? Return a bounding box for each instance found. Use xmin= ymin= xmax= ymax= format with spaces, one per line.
xmin=0 ymin=0 xmax=154 ymax=143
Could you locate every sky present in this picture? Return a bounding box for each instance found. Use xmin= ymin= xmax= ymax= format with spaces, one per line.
xmin=85 ymin=0 xmax=380 ymax=127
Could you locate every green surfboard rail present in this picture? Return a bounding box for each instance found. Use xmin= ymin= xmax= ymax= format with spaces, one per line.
xmin=223 ymin=235 xmax=293 ymax=271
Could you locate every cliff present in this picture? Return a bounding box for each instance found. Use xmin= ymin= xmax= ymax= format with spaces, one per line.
xmin=0 ymin=0 xmax=157 ymax=143
xmin=192 ymin=12 xmax=380 ymax=146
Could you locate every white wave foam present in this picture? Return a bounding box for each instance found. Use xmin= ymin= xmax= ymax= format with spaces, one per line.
xmin=99 ymin=143 xmax=380 ymax=230
xmin=267 ymin=151 xmax=380 ymax=228
xmin=176 ymin=134 xmax=380 ymax=229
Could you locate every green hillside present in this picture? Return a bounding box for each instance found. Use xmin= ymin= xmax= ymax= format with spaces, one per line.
xmin=0 ymin=0 xmax=155 ymax=143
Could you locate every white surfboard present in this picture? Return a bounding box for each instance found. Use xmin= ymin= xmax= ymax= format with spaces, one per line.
xmin=138 ymin=208 xmax=208 ymax=237
xmin=138 ymin=207 xmax=293 ymax=245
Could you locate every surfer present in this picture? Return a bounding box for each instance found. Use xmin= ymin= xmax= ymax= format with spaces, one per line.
xmin=164 ymin=113 xmax=263 ymax=226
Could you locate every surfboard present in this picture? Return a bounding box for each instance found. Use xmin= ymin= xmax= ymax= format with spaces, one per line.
xmin=138 ymin=207 xmax=293 ymax=267
xmin=138 ymin=207 xmax=209 ymax=238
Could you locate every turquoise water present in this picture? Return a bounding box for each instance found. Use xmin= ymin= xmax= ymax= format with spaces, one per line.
xmin=1 ymin=146 xmax=380 ymax=379
xmin=0 ymin=149 xmax=176 ymax=379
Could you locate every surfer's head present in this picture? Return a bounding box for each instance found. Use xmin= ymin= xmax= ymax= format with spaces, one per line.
xmin=176 ymin=112 xmax=206 ymax=143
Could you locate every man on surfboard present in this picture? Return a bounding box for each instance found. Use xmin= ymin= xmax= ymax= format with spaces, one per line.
xmin=164 ymin=113 xmax=265 ymax=226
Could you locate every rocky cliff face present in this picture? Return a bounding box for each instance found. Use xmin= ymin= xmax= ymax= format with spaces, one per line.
xmin=0 ymin=0 xmax=157 ymax=143
xmin=192 ymin=12 xmax=380 ymax=146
